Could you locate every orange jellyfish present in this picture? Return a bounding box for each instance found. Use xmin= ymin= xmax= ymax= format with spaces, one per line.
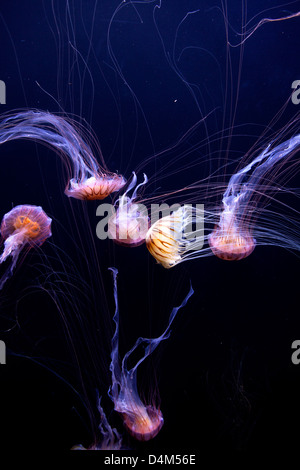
xmin=145 ymin=205 xmax=205 ymax=269
xmin=0 ymin=204 xmax=52 ymax=289
xmin=108 ymin=267 xmax=194 ymax=441
xmin=0 ymin=110 xmax=126 ymax=200
xmin=66 ymin=174 xmax=126 ymax=201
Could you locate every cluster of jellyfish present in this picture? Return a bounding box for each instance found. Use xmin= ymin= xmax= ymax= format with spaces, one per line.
xmin=0 ymin=109 xmax=299 ymax=448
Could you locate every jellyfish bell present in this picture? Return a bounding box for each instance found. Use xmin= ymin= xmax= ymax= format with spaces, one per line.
xmin=145 ymin=205 xmax=205 ymax=269
xmin=208 ymin=209 xmax=256 ymax=261
xmin=1 ymin=205 xmax=52 ymax=246
xmin=0 ymin=204 xmax=52 ymax=289
xmin=107 ymin=196 xmax=149 ymax=247
xmin=121 ymin=403 xmax=164 ymax=442
xmin=65 ymin=174 xmax=126 ymax=201
xmin=208 ymin=226 xmax=256 ymax=261
xmin=111 ymin=379 xmax=165 ymax=442
xmin=107 ymin=173 xmax=149 ymax=247
xmin=145 ymin=209 xmax=183 ymax=269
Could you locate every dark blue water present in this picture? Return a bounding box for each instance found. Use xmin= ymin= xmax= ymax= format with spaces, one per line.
xmin=0 ymin=0 xmax=300 ymax=458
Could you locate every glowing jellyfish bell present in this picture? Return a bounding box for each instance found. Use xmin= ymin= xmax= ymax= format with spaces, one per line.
xmin=0 ymin=204 xmax=52 ymax=289
xmin=145 ymin=205 xmax=205 ymax=269
xmin=108 ymin=172 xmax=149 ymax=247
xmin=0 ymin=110 xmax=126 ymax=201
xmin=108 ymin=268 xmax=194 ymax=441
xmin=208 ymin=199 xmax=256 ymax=261
xmin=66 ymin=174 xmax=126 ymax=201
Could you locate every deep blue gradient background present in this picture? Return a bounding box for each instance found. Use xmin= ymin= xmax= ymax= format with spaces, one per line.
xmin=0 ymin=0 xmax=300 ymax=457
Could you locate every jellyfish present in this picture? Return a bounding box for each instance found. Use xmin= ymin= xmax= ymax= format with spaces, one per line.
xmin=209 ymin=134 xmax=300 ymax=260
xmin=108 ymin=267 xmax=194 ymax=441
xmin=145 ymin=204 xmax=206 ymax=269
xmin=0 ymin=110 xmax=126 ymax=200
xmin=107 ymin=172 xmax=150 ymax=247
xmin=0 ymin=204 xmax=52 ymax=289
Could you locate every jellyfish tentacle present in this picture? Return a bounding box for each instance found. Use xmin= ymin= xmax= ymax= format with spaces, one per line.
xmin=0 ymin=110 xmax=126 ymax=200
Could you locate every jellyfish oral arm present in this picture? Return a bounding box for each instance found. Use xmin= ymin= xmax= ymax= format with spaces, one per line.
xmin=72 ymin=395 xmax=123 ymax=450
xmin=0 ymin=231 xmax=26 ymax=290
xmin=108 ymin=267 xmax=122 ymax=402
xmin=224 ymin=135 xmax=300 ymax=208
xmin=0 ymin=230 xmax=26 ymax=265
xmin=122 ymin=284 xmax=194 ymax=379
